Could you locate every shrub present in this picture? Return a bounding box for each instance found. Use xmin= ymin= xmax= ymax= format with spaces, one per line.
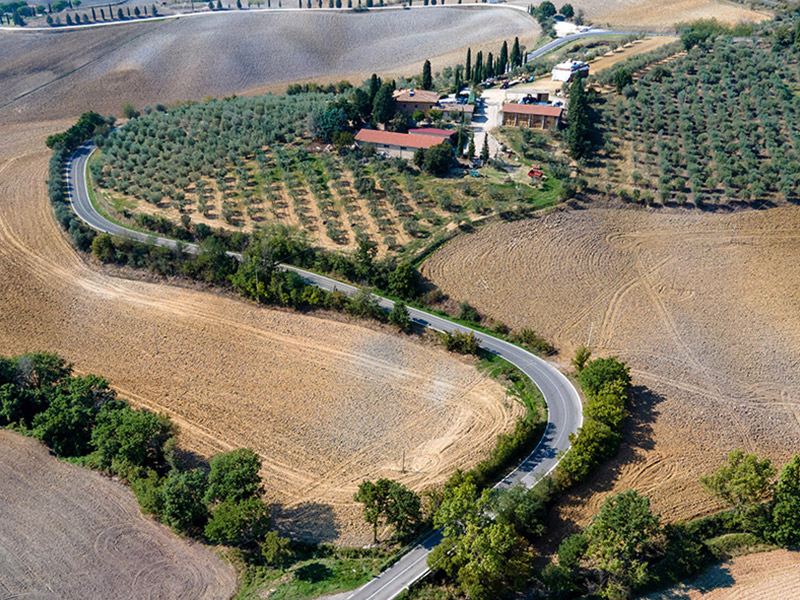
xmin=205 ymin=448 xmax=263 ymax=505
xmin=161 ymin=469 xmax=209 ymax=532
xmin=513 ymin=328 xmax=554 ymax=355
xmin=441 ymin=331 xmax=479 ymax=355
xmin=205 ymin=497 xmax=272 ymax=547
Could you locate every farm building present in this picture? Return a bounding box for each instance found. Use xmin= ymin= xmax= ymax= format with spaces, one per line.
xmin=393 ymin=89 xmax=441 ymax=115
xmin=354 ymin=128 xmax=451 ymax=159
xmin=551 ymin=59 xmax=590 ymax=82
xmin=501 ymin=103 xmax=563 ymax=130
xmin=439 ymin=103 xmax=475 ymax=121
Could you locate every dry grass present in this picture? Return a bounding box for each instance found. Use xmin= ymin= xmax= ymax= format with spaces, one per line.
xmin=597 ymin=0 xmax=770 ymax=30
xmin=506 ymin=0 xmax=770 ymax=30
xmin=0 ymin=120 xmax=518 ymax=545
xmin=422 ymin=208 xmax=800 ymax=531
xmin=641 ymin=549 xmax=800 ymax=599
xmin=0 ymin=429 xmax=236 ymax=600
xmin=0 ymin=7 xmax=537 ymax=124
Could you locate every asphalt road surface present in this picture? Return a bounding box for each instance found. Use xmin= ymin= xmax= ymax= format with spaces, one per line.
xmin=67 ymin=143 xmax=582 ymax=600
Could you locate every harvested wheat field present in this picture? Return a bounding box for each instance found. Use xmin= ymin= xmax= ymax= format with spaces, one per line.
xmin=0 ymin=120 xmax=517 ymax=544
xmin=508 ymin=0 xmax=771 ymax=30
xmin=642 ymin=549 xmax=800 ymax=599
xmin=0 ymin=6 xmax=537 ymax=123
xmin=0 ymin=429 xmax=236 ymax=600
xmin=422 ymin=208 xmax=800 ymax=528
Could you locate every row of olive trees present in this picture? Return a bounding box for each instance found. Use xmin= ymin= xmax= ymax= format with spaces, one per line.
xmin=601 ymin=29 xmax=800 ymax=206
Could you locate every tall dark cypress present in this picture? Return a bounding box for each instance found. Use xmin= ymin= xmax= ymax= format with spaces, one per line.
xmin=465 ymin=48 xmax=472 ymax=82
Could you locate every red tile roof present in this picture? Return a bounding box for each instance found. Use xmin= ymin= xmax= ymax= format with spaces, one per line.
xmin=502 ymin=103 xmax=563 ymax=117
xmin=355 ymin=129 xmax=446 ymax=149
xmin=393 ymin=89 xmax=441 ymax=104
xmin=410 ymin=128 xmax=455 ymax=137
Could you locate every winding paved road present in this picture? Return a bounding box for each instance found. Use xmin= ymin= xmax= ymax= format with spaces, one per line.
xmin=66 ymin=143 xmax=582 ymax=600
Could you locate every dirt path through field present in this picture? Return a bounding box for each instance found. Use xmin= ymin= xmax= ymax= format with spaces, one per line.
xmin=0 ymin=430 xmax=236 ymax=600
xmin=422 ymin=208 xmax=800 ymax=528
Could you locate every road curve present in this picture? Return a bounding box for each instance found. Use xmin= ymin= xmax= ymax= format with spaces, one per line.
xmin=66 ymin=143 xmax=582 ymax=600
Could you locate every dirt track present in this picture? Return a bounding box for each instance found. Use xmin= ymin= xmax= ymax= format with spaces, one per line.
xmin=0 ymin=429 xmax=236 ymax=600
xmin=422 ymin=208 xmax=800 ymax=527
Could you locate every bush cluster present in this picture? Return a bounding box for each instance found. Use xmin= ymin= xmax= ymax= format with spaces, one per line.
xmin=554 ymin=357 xmax=631 ymax=488
xmin=0 ymin=352 xmax=291 ymax=557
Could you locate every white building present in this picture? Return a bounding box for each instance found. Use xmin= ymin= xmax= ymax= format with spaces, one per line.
xmin=551 ymin=59 xmax=590 ymax=83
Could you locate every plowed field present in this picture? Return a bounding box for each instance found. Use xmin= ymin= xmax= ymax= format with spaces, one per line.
xmin=642 ymin=549 xmax=800 ymax=599
xmin=0 ymin=429 xmax=236 ymax=600
xmin=0 ymin=7 xmax=537 ymax=123
xmin=0 ymin=120 xmax=516 ymax=545
xmin=0 ymin=7 xmax=536 ymax=547
xmin=422 ymin=208 xmax=800 ymax=527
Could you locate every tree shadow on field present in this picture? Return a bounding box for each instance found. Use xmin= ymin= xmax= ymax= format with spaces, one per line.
xmin=647 ymin=564 xmax=735 ymax=600
xmin=296 ymin=562 xmax=333 ymax=582
xmin=541 ymin=385 xmax=666 ymax=552
xmin=272 ymin=501 xmax=339 ymax=545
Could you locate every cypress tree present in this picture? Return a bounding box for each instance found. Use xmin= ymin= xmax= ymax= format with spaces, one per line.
xmin=480 ymin=134 xmax=489 ymax=162
xmin=465 ymin=48 xmax=471 ymax=82
xmin=567 ymin=75 xmax=590 ymax=159
xmin=499 ymin=40 xmax=508 ymax=74
xmin=511 ymin=36 xmax=521 ymax=67
xmin=91 ymin=6 xmax=96 ymax=19
xmin=473 ymin=51 xmax=483 ymax=84
xmin=422 ymin=60 xmax=432 ymax=91
xmin=467 ymin=132 xmax=475 ymax=159
xmin=99 ymin=7 xmax=104 ymax=19
xmin=372 ymin=83 xmax=395 ymax=125
xmin=369 ymin=73 xmax=381 ymax=102
xmin=65 ymin=12 xmax=72 ymax=24
xmin=486 ymin=53 xmax=494 ymax=78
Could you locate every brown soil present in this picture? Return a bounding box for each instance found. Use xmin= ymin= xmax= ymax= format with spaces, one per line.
xmin=422 ymin=208 xmax=800 ymax=530
xmin=0 ymin=7 xmax=539 ymax=547
xmin=0 ymin=7 xmax=538 ymax=124
xmin=598 ymin=0 xmax=769 ymax=29
xmin=509 ymin=0 xmax=771 ymax=30
xmin=0 ymin=119 xmax=518 ymax=545
xmin=641 ymin=549 xmax=800 ymax=599
xmin=0 ymin=429 xmax=236 ymax=600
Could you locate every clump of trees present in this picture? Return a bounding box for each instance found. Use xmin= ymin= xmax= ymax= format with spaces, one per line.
xmin=547 ymin=450 xmax=800 ymax=599
xmin=354 ymin=478 xmax=421 ymax=542
xmin=0 ymin=352 xmax=291 ymax=558
xmin=554 ymin=357 xmax=631 ymax=488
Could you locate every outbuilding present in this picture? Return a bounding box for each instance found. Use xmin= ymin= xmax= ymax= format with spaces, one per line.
xmin=501 ymin=103 xmax=563 ymax=130
xmin=551 ymin=59 xmax=590 ymax=83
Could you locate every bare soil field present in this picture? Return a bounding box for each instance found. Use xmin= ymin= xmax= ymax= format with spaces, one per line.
xmin=642 ymin=549 xmax=800 ymax=599
xmin=507 ymin=0 xmax=769 ymax=30
xmin=0 ymin=429 xmax=236 ymax=600
xmin=422 ymin=208 xmax=800 ymax=529
xmin=0 ymin=7 xmax=537 ymax=124
xmin=0 ymin=119 xmax=519 ymax=544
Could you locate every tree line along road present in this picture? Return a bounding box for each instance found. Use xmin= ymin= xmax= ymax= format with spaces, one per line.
xmin=66 ymin=143 xmax=583 ymax=600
